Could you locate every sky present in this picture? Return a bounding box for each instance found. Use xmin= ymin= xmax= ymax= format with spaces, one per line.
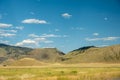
xmin=0 ymin=0 xmax=120 ymax=53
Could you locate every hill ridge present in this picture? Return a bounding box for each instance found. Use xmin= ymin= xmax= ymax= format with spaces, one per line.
xmin=0 ymin=43 xmax=120 ymax=65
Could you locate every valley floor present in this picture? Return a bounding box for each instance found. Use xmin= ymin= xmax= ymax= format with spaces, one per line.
xmin=0 ymin=63 xmax=120 ymax=80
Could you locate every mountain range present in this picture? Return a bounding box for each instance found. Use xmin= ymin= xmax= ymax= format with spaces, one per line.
xmin=0 ymin=43 xmax=120 ymax=66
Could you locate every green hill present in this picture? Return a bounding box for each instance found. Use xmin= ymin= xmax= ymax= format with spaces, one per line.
xmin=63 ymin=44 xmax=120 ymax=63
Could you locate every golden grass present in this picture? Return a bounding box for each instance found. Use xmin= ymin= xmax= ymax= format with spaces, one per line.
xmin=0 ymin=63 xmax=120 ymax=80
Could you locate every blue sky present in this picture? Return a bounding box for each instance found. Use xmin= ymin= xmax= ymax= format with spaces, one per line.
xmin=0 ymin=0 xmax=120 ymax=53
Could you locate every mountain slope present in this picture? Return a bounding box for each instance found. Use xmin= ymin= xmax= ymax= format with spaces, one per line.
xmin=2 ymin=58 xmax=46 ymax=66
xmin=0 ymin=43 xmax=120 ymax=65
xmin=27 ymin=48 xmax=65 ymax=62
xmin=0 ymin=43 xmax=65 ymax=65
xmin=64 ymin=44 xmax=120 ymax=63
xmin=0 ymin=43 xmax=33 ymax=61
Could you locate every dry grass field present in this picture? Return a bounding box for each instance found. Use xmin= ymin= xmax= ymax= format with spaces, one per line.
xmin=0 ymin=63 xmax=120 ymax=80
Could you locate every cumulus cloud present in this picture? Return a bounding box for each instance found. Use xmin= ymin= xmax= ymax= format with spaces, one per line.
xmin=93 ymin=33 xmax=99 ymax=36
xmin=0 ymin=29 xmax=17 ymax=38
xmin=85 ymin=37 xmax=120 ymax=41
xmin=16 ymin=34 xmax=54 ymax=47
xmin=22 ymin=19 xmax=48 ymax=24
xmin=15 ymin=37 xmax=53 ymax=47
xmin=0 ymin=23 xmax=12 ymax=28
xmin=15 ymin=39 xmax=37 ymax=46
xmin=40 ymin=34 xmax=68 ymax=38
xmin=62 ymin=13 xmax=72 ymax=18
xmin=16 ymin=33 xmax=68 ymax=47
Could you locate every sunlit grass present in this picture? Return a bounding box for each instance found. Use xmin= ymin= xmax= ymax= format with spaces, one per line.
xmin=0 ymin=63 xmax=120 ymax=80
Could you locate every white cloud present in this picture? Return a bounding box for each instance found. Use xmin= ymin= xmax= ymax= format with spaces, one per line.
xmin=34 ymin=37 xmax=46 ymax=42
xmin=62 ymin=13 xmax=72 ymax=18
xmin=17 ymin=33 xmax=68 ymax=47
xmin=0 ymin=29 xmax=17 ymax=38
xmin=10 ymin=30 xmax=17 ymax=33
xmin=28 ymin=34 xmax=39 ymax=38
xmin=22 ymin=19 xmax=48 ymax=24
xmin=29 ymin=33 xmax=68 ymax=38
xmin=0 ymin=33 xmax=16 ymax=37
xmin=85 ymin=37 xmax=120 ymax=41
xmin=34 ymin=37 xmax=53 ymax=43
xmin=41 ymin=34 xmax=61 ymax=38
xmin=15 ymin=39 xmax=37 ymax=47
xmin=0 ymin=24 xmax=22 ymax=38
xmin=19 ymin=39 xmax=36 ymax=44
xmin=15 ymin=37 xmax=53 ymax=47
xmin=29 ymin=33 xmax=62 ymax=38
xmin=93 ymin=33 xmax=99 ymax=36
xmin=16 ymin=33 xmax=68 ymax=47
xmin=103 ymin=37 xmax=120 ymax=41
xmin=0 ymin=23 xmax=12 ymax=28
xmin=15 ymin=26 xmax=24 ymax=30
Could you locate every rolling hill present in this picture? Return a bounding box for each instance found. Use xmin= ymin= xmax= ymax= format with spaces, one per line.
xmin=63 ymin=44 xmax=120 ymax=63
xmin=2 ymin=58 xmax=46 ymax=66
xmin=0 ymin=43 xmax=33 ymax=63
xmin=0 ymin=43 xmax=65 ymax=66
xmin=27 ymin=48 xmax=64 ymax=62
xmin=0 ymin=43 xmax=120 ymax=66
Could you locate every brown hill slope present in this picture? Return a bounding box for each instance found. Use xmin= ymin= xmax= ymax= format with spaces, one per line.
xmin=2 ymin=58 xmax=47 ymax=66
xmin=63 ymin=44 xmax=120 ymax=63
xmin=0 ymin=43 xmax=120 ymax=65
xmin=27 ymin=48 xmax=64 ymax=62
xmin=0 ymin=43 xmax=65 ymax=65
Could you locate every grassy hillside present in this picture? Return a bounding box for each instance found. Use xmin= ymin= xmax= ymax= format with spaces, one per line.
xmin=63 ymin=44 xmax=120 ymax=63
xmin=3 ymin=58 xmax=47 ymax=66
xmin=0 ymin=43 xmax=120 ymax=65
xmin=0 ymin=48 xmax=7 ymax=63
xmin=0 ymin=43 xmax=65 ymax=65
xmin=0 ymin=43 xmax=33 ymax=60
xmin=27 ymin=48 xmax=65 ymax=63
